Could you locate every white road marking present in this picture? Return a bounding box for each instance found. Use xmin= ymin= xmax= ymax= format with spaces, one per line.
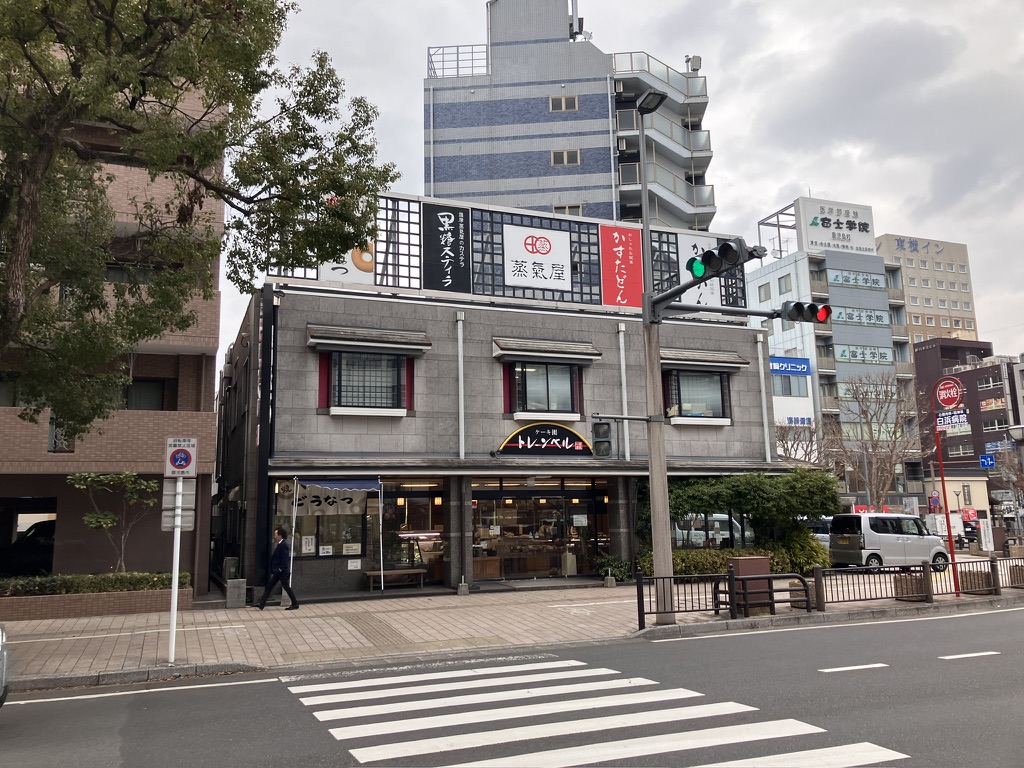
xmin=653 ymin=605 xmax=1024 ymax=642
xmin=8 ymin=624 xmax=246 ymax=645
xmin=299 ymin=667 xmax=617 ymax=706
xmin=313 ymin=677 xmax=659 ymax=722
xmin=939 ymin=651 xmax=1001 ymax=660
xmin=288 ymin=659 xmax=584 ymax=694
xmin=818 ymin=663 xmax=889 ymax=673
xmin=451 ymin=719 xmax=825 ymax=768
xmin=349 ymin=701 xmax=758 ymax=763
xmin=5 ymin=677 xmax=277 ymax=705
xmin=693 ymin=742 xmax=910 ymax=767
xmin=327 ymin=687 xmax=704 ymax=739
xmin=545 ymin=599 xmax=636 ymax=607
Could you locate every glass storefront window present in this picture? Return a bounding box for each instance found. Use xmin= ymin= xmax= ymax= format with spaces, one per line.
xmin=471 ymin=478 xmax=608 ymax=580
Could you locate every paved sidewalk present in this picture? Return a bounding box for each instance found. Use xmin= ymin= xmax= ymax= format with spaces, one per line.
xmin=6 ymin=583 xmax=1024 ymax=693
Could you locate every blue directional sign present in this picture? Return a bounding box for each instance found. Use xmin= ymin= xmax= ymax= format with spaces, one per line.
xmin=980 ymin=454 xmax=996 ymax=469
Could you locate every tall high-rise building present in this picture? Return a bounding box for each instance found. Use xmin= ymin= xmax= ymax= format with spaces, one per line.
xmin=423 ymin=0 xmax=715 ymax=229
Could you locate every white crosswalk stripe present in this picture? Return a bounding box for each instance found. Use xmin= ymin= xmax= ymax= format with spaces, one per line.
xmin=286 ymin=658 xmax=911 ymax=767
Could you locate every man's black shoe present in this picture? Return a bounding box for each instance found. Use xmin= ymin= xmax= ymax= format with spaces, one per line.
xmin=285 ymin=604 xmax=299 ymax=610
xmin=254 ymin=604 xmax=265 ymax=611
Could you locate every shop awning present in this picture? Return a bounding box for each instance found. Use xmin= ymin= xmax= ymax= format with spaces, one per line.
xmin=660 ymin=348 xmax=750 ymax=371
xmin=492 ymin=337 xmax=602 ymax=364
xmin=298 ymin=478 xmax=381 ymax=492
xmin=306 ymin=325 xmax=432 ymax=356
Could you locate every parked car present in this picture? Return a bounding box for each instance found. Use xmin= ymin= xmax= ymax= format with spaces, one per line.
xmin=830 ymin=513 xmax=949 ymax=570
xmin=0 ymin=625 xmax=8 ymax=708
xmin=0 ymin=519 xmax=55 ymax=577
xmin=962 ymin=520 xmax=979 ymax=543
xmin=805 ymin=516 xmax=833 ymax=546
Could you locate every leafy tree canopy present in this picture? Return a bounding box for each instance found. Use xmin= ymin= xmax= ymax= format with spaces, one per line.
xmin=0 ymin=1 xmax=399 ymax=436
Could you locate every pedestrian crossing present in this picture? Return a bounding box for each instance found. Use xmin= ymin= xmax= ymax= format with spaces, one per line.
xmin=286 ymin=658 xmax=908 ymax=767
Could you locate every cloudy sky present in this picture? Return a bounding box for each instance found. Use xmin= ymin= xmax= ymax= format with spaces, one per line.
xmin=220 ymin=0 xmax=1024 ymax=360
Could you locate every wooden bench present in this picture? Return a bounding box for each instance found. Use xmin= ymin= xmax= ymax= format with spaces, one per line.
xmin=364 ymin=568 xmax=427 ymax=590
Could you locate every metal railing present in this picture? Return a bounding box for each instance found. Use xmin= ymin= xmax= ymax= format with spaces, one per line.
xmin=635 ymin=567 xmax=812 ymax=629
xmin=635 ymin=557 xmax=1024 ymax=629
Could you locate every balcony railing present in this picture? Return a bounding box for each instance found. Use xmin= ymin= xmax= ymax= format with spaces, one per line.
xmin=612 ymin=52 xmax=707 ymax=99
xmin=426 ymin=45 xmax=488 ymax=78
xmin=619 ymin=162 xmax=715 ymax=208
xmin=616 ymin=111 xmax=712 ymax=153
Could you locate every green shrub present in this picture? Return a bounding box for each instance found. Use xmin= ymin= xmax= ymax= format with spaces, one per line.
xmin=761 ymin=530 xmax=830 ymax=575
xmin=593 ymin=553 xmax=634 ymax=582
xmin=636 ymin=547 xmax=793 ymax=576
xmin=0 ymin=571 xmax=191 ymax=597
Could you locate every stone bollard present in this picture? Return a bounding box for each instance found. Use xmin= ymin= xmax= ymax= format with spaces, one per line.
xmin=225 ymin=578 xmax=247 ymax=609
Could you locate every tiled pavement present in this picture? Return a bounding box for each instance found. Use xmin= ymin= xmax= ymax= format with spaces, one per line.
xmin=6 ymin=579 xmax=1024 ymax=693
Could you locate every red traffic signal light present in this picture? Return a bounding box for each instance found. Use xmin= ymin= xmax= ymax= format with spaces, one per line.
xmin=782 ymin=301 xmax=832 ymax=324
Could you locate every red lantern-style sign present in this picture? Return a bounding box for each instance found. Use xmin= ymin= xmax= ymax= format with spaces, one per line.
xmin=934 ymin=376 xmax=965 ymax=410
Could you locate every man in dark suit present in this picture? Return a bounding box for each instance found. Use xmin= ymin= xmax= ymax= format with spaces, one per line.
xmin=256 ymin=526 xmax=299 ymax=610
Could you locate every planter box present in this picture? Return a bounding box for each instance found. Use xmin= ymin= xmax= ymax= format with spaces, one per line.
xmin=893 ymin=574 xmax=926 ymax=601
xmin=0 ymin=589 xmax=191 ymax=622
xmin=1008 ymin=545 xmax=1024 ymax=558
xmin=1008 ymin=564 xmax=1024 ymax=588
xmin=959 ymin=569 xmax=994 ymax=594
xmin=789 ymin=579 xmax=816 ymax=610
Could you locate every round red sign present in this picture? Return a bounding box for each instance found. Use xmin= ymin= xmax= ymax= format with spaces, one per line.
xmin=934 ymin=376 xmax=964 ymax=409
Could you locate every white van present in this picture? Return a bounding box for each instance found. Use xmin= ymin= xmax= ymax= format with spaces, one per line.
xmin=830 ymin=513 xmax=949 ymax=569
xmin=673 ymin=514 xmax=752 ymax=549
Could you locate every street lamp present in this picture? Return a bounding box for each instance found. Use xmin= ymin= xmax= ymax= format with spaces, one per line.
xmin=635 ymin=87 xmax=674 ymax=624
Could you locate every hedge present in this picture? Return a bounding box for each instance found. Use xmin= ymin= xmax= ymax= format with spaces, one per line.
xmin=0 ymin=571 xmax=191 ymax=597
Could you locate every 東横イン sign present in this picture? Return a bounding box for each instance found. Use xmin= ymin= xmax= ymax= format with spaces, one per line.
xmin=934 ymin=376 xmax=964 ymax=410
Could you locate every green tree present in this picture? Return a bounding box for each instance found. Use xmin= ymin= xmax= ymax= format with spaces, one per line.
xmin=0 ymin=1 xmax=399 ymax=437
xmin=68 ymin=472 xmax=160 ymax=572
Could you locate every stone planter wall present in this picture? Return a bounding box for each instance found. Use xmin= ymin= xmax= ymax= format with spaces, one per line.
xmin=0 ymin=589 xmax=191 ymax=622
xmin=893 ymin=573 xmax=927 ymax=601
xmin=959 ymin=569 xmax=994 ymax=594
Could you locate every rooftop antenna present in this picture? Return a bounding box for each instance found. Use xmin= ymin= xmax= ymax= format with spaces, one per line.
xmin=569 ymin=0 xmax=591 ymax=40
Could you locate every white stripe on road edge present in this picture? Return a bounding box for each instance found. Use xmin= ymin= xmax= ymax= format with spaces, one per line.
xmin=6 ymin=677 xmax=277 ymax=705
xmin=939 ymin=651 xmax=1001 ymax=660
xmin=299 ymin=667 xmax=616 ymax=707
xmin=349 ymin=702 xmax=758 ymax=763
xmin=8 ymin=624 xmax=247 ymax=645
xmin=288 ymin=659 xmax=584 ymax=694
xmin=328 ymin=687 xmax=704 ymax=740
xmin=692 ymin=742 xmax=910 ymax=767
xmin=652 ymin=606 xmax=1024 ymax=642
xmin=451 ymin=719 xmax=824 ymax=768
xmin=313 ymin=677 xmax=661 ymax=722
xmin=818 ymin=663 xmax=889 ymax=673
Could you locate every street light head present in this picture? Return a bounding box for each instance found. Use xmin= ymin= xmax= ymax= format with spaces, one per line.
xmin=1008 ymin=425 xmax=1024 ymax=443
xmin=636 ymin=88 xmax=668 ymax=115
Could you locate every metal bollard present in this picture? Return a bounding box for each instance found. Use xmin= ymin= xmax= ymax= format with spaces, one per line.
xmin=813 ymin=564 xmax=826 ymax=612
xmin=922 ymin=560 xmax=934 ymax=603
xmin=990 ymin=554 xmax=1002 ymax=596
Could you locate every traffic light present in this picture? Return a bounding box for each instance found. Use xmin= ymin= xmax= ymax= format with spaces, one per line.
xmin=592 ymin=421 xmax=612 ymax=457
xmin=781 ymin=301 xmax=832 ymax=324
xmin=685 ymin=238 xmax=765 ymax=284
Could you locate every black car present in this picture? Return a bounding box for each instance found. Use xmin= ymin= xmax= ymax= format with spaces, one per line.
xmin=0 ymin=519 xmax=55 ymax=576
xmin=963 ymin=521 xmax=979 ymax=543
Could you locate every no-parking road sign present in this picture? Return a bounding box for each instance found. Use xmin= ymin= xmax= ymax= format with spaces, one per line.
xmin=165 ymin=437 xmax=198 ymax=478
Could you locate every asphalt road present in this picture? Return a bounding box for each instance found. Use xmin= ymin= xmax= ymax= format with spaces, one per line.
xmin=4 ymin=606 xmax=1024 ymax=767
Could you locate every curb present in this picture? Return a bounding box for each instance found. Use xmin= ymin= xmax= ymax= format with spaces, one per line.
xmin=10 ymin=661 xmax=263 ymax=693
xmin=636 ymin=591 xmax=1024 ymax=640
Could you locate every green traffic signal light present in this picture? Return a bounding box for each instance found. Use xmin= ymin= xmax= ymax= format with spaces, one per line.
xmin=685 ymin=256 xmax=707 ymax=279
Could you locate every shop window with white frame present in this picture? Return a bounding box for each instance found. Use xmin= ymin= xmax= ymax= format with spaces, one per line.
xmin=553 ymin=204 xmax=582 ymax=216
xmin=664 ymin=370 xmax=730 ymax=422
xmin=948 ymin=443 xmax=974 ymax=457
xmin=772 ymin=374 xmax=808 ymax=397
xmin=983 ymin=418 xmax=1009 ymax=433
xmin=330 ymin=352 xmax=408 ymax=414
xmin=552 ymin=149 xmax=580 ymax=166
xmin=757 ymin=282 xmax=771 ymax=302
xmin=510 ymin=361 xmax=579 ymax=416
xmin=777 ymin=274 xmax=792 ymax=295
